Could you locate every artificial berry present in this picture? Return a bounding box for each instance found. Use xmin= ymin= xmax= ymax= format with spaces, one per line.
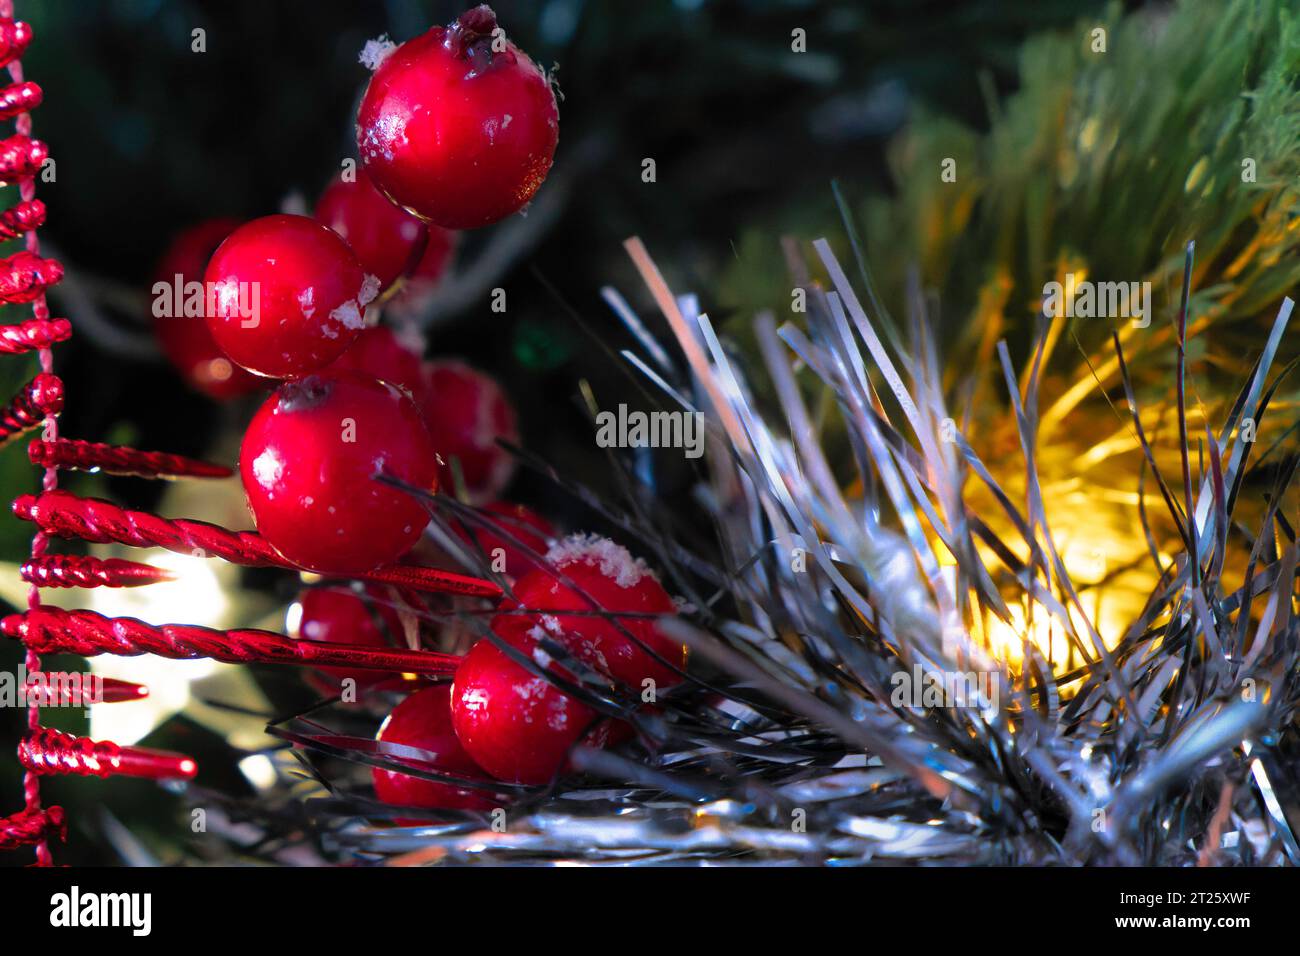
xmin=315 ymin=169 xmax=426 ymax=291
xmin=240 ymin=369 xmax=437 ymax=574
xmin=328 ymin=324 xmax=425 ymax=398
xmin=450 ymin=629 xmax=598 ymax=785
xmin=493 ymin=534 xmax=685 ymax=690
xmin=287 ymin=582 xmax=405 ymax=686
xmin=204 ymin=214 xmax=380 ymax=379
xmin=356 ymin=4 xmax=559 ymax=229
xmin=462 ymin=501 xmax=555 ymax=578
xmin=151 ymin=219 xmax=262 ymax=399
xmin=374 ymin=684 xmax=496 ymax=812
xmin=419 ymin=359 xmax=518 ymax=503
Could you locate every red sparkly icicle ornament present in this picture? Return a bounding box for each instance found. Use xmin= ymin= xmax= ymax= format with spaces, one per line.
xmin=1 ymin=606 xmax=462 ymax=675
xmin=0 ymin=316 xmax=68 ymax=353
xmin=22 ymin=674 xmax=149 ymax=706
xmin=0 ymin=805 xmax=64 ymax=851
xmin=21 ymin=555 xmax=175 ymax=589
xmin=19 ymin=729 xmax=197 ymax=781
xmin=12 ymin=489 xmax=502 ymax=597
xmin=0 ymin=371 xmax=61 ymax=446
xmin=29 ymin=437 xmax=233 ymax=479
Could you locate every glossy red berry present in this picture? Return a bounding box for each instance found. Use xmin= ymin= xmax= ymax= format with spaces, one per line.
xmin=356 ymin=5 xmax=559 ymax=229
xmin=463 ymin=501 xmax=555 ymax=578
xmin=151 ymin=219 xmax=262 ymax=399
xmin=328 ymin=324 xmax=425 ymax=397
xmin=204 ymin=214 xmax=380 ymax=379
xmin=315 ymin=169 xmax=425 ymax=291
xmin=419 ymin=359 xmax=518 ymax=503
xmin=288 ymin=582 xmax=404 ymax=686
xmin=240 ymin=370 xmax=437 ymax=574
xmin=451 ymin=630 xmax=597 ymax=785
xmin=374 ymin=684 xmax=496 ymax=813
xmin=493 ymin=534 xmax=685 ymax=690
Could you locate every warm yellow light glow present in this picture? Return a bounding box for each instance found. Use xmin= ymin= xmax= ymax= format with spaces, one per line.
xmin=238 ymin=753 xmax=277 ymax=790
xmin=82 ymin=550 xmax=233 ymax=745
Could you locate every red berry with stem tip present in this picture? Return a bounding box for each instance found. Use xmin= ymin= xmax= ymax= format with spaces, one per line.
xmin=328 ymin=324 xmax=425 ymax=397
xmin=462 ymin=501 xmax=555 ymax=578
xmin=151 ymin=219 xmax=262 ymax=399
xmin=419 ymin=359 xmax=518 ymax=503
xmin=288 ymin=582 xmax=405 ymax=686
xmin=315 ymin=169 xmax=426 ymax=292
xmin=374 ymin=684 xmax=496 ymax=813
xmin=493 ymin=534 xmax=686 ymax=691
xmin=451 ymin=629 xmax=598 ymax=785
xmin=356 ymin=4 xmax=559 ymax=229
xmin=240 ymin=370 xmax=437 ymax=574
xmin=204 ymin=214 xmax=380 ymax=379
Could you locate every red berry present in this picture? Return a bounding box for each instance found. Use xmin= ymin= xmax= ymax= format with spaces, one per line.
xmin=419 ymin=359 xmax=518 ymax=503
xmin=315 ymin=169 xmax=426 ymax=291
xmin=204 ymin=214 xmax=380 ymax=379
xmin=240 ymin=370 xmax=437 ymax=574
xmin=450 ymin=630 xmax=597 ymax=785
xmin=288 ymin=583 xmax=404 ymax=686
xmin=328 ymin=324 xmax=425 ymax=397
xmin=356 ymin=5 xmax=559 ymax=229
xmin=374 ymin=684 xmax=495 ymax=812
xmin=462 ymin=501 xmax=555 ymax=578
xmin=493 ymin=535 xmax=686 ymax=690
xmin=151 ymin=219 xmax=263 ymax=399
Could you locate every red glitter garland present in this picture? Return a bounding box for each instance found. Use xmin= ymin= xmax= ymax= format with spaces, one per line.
xmin=0 ymin=0 xmax=56 ymax=864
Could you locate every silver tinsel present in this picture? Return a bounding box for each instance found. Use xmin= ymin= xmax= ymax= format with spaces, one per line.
xmin=255 ymin=236 xmax=1298 ymax=867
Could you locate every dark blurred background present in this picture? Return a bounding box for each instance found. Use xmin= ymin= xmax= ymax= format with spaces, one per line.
xmin=0 ymin=0 xmax=1113 ymax=863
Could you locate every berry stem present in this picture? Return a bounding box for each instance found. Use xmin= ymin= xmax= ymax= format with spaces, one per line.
xmin=445 ymin=4 xmax=498 ymax=59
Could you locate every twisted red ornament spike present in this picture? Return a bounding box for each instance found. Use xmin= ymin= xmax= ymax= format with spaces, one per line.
xmin=361 ymin=561 xmax=502 ymax=598
xmin=0 ymin=249 xmax=60 ymax=302
xmin=0 ymin=316 xmax=68 ymax=353
xmin=22 ymin=554 xmax=175 ymax=588
xmin=23 ymin=673 xmax=149 ymax=706
xmin=0 ymin=195 xmax=41 ymax=238
xmin=19 ymin=728 xmax=197 ymax=781
xmin=15 ymin=488 xmax=283 ymax=563
xmin=0 ymin=18 xmax=30 ymax=69
xmin=3 ymin=606 xmax=462 ymax=675
xmin=0 ymin=131 xmax=44 ymax=185
xmin=0 ymin=805 xmax=64 ymax=850
xmin=0 ymin=371 xmax=60 ymax=445
xmin=0 ymin=79 xmax=37 ymax=119
xmin=13 ymin=489 xmax=503 ymax=597
xmin=29 ymin=438 xmax=233 ymax=479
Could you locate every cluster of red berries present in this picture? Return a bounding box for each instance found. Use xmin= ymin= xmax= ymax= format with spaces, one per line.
xmin=150 ymin=4 xmax=549 ymax=574
xmin=148 ymin=6 xmax=681 ymax=810
xmin=298 ymin=533 xmax=685 ymax=814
